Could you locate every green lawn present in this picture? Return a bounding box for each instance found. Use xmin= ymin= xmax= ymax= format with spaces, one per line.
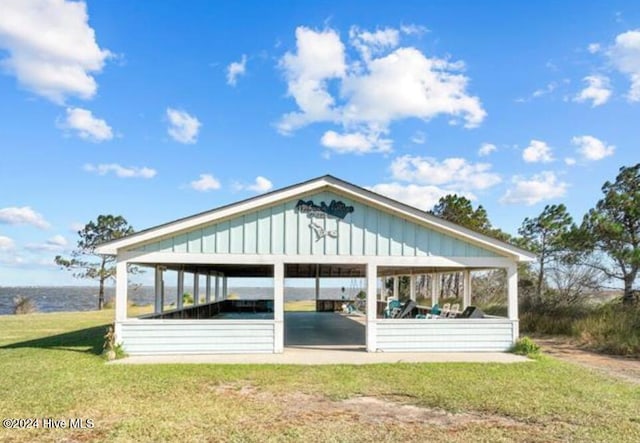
xmin=1 ymin=310 xmax=639 ymax=442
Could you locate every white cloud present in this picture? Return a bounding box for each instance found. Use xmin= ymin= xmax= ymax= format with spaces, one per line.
xmin=522 ymin=139 xmax=554 ymax=163
xmin=390 ymin=155 xmax=501 ymax=191
xmin=226 ymin=54 xmax=247 ymax=86
xmin=62 ymin=107 xmax=113 ymax=142
xmin=369 ymin=182 xmax=475 ymax=212
xmin=574 ymin=75 xmax=611 ymax=107
xmin=278 ymin=27 xmax=346 ymax=134
xmin=349 ymin=26 xmax=400 ymax=61
xmin=235 ymin=176 xmax=273 ymax=193
xmin=278 ymin=26 xmax=485 ymax=153
xmin=190 ymin=174 xmax=221 ymax=192
xmin=0 ymin=0 xmax=111 ymax=103
xmin=400 ymin=24 xmax=429 ymax=36
xmin=478 ymin=142 xmax=497 ymax=156
xmin=84 ymin=163 xmax=157 ymax=178
xmin=25 ymin=234 xmax=68 ymax=252
xmin=320 ymin=130 xmax=391 ymax=154
xmin=571 ymin=135 xmax=615 ymax=161
xmin=0 ymin=235 xmax=15 ymax=251
xmin=500 ymin=172 xmax=568 ymax=206
xmin=532 ymin=82 xmax=557 ymax=98
xmin=608 ymin=30 xmax=640 ymax=101
xmin=410 ymin=131 xmax=426 ymax=145
xmin=166 ymin=108 xmax=201 ymax=144
xmin=564 ymin=157 xmax=577 ymax=166
xmin=0 ymin=206 xmax=49 ymax=229
xmin=588 ymin=43 xmax=601 ymax=54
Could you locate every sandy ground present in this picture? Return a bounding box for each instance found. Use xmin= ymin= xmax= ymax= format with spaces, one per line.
xmin=534 ymin=336 xmax=640 ymax=385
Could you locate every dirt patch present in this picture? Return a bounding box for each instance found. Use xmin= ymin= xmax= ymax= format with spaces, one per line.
xmin=213 ymin=382 xmax=529 ymax=430
xmin=535 ymin=336 xmax=640 ymax=385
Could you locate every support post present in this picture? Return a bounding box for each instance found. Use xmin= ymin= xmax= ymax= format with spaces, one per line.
xmin=193 ymin=272 xmax=200 ymax=306
xmin=366 ymin=262 xmax=378 ymax=352
xmin=315 ymin=264 xmax=320 ymax=302
xmin=463 ymin=270 xmax=471 ymax=308
xmin=431 ymin=273 xmax=439 ymax=305
xmin=409 ymin=274 xmax=416 ymax=302
xmin=507 ymin=264 xmax=518 ymax=320
xmin=222 ymin=275 xmax=228 ymax=299
xmin=177 ymin=269 xmax=184 ymax=310
xmin=273 ymin=262 xmax=284 ymax=353
xmin=154 ymin=266 xmax=163 ymax=314
xmin=392 ymin=276 xmax=399 ymax=299
xmin=114 ymin=258 xmax=127 ymax=343
xmin=205 ymin=274 xmax=211 ymax=303
xmin=507 ymin=264 xmax=519 ymax=341
xmin=215 ymin=273 xmax=220 ymax=301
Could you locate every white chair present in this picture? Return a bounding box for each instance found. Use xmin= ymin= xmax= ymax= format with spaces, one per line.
xmin=448 ymin=303 xmax=460 ymax=318
xmin=441 ymin=303 xmax=451 ymax=317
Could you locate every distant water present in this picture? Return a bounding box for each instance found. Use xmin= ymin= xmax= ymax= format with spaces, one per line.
xmin=0 ymin=286 xmax=352 ymax=315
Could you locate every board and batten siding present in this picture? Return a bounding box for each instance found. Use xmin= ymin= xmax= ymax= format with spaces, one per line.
xmin=375 ymin=319 xmax=516 ymax=352
xmin=130 ymin=191 xmax=500 ymax=258
xmin=120 ymin=320 xmax=275 ymax=355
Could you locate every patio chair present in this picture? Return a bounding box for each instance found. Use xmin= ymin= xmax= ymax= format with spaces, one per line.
xmin=441 ymin=303 xmax=451 ymax=317
xmin=384 ymin=299 xmax=402 ymax=318
xmin=447 ymin=303 xmax=460 ymax=318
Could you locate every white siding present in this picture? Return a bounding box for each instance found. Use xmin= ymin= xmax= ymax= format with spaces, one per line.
xmin=131 ymin=190 xmax=502 ymax=258
xmin=375 ymin=319 xmax=515 ymax=352
xmin=120 ymin=320 xmax=275 ymax=355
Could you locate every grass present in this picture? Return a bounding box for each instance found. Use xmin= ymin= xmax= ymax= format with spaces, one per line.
xmin=0 ymin=310 xmax=639 ymax=442
xmin=521 ymin=301 xmax=640 ymax=356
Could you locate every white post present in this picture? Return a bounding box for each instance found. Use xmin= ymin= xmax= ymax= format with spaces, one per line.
xmin=215 ymin=272 xmax=220 ymax=301
xmin=366 ymin=262 xmax=378 ymax=352
xmin=177 ymin=269 xmax=184 ymax=309
xmin=205 ymin=274 xmax=211 ymax=303
xmin=431 ymin=273 xmax=439 ymax=305
xmin=315 ymin=264 xmax=320 ymax=303
xmin=409 ymin=275 xmax=416 ymax=302
xmin=507 ymin=264 xmax=518 ymax=320
xmin=273 ymin=262 xmax=284 ymax=353
xmin=222 ymin=275 xmax=228 ymax=299
xmin=392 ymin=276 xmax=399 ymax=299
xmin=114 ymin=258 xmax=127 ymax=343
xmin=193 ymin=272 xmax=200 ymax=306
xmin=463 ymin=270 xmax=471 ymax=308
xmin=154 ymin=266 xmax=163 ymax=314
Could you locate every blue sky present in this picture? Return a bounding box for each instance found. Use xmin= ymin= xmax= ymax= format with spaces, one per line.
xmin=0 ymin=0 xmax=639 ymax=286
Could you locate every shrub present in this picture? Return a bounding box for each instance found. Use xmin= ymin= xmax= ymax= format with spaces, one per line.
xmin=510 ymin=336 xmax=540 ymax=357
xmin=102 ymin=324 xmax=127 ymax=360
xmin=103 ymin=299 xmax=115 ymax=309
xmin=572 ymin=302 xmax=640 ymax=356
xmin=13 ymin=295 xmax=36 ymax=315
xmin=182 ymin=292 xmax=194 ymax=305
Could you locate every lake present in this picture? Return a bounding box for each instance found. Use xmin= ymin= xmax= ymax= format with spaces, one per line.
xmin=0 ymin=286 xmax=353 ymax=315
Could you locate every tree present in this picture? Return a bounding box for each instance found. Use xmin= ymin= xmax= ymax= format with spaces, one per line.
xmin=431 ymin=194 xmax=491 ymax=232
xmin=431 ymin=194 xmax=511 ymax=241
xmin=55 ymin=215 xmax=135 ymax=310
xmin=578 ymin=164 xmax=640 ymax=304
xmin=518 ymin=204 xmax=573 ymax=299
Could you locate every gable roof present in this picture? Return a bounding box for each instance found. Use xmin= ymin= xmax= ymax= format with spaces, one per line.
xmin=95 ymin=174 xmax=536 ymax=262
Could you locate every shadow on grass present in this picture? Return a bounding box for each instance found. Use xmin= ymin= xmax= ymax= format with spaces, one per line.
xmin=0 ymin=324 xmax=109 ymax=355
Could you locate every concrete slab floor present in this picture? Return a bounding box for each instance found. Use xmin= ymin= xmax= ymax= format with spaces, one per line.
xmin=112 ymin=349 xmax=529 ymax=365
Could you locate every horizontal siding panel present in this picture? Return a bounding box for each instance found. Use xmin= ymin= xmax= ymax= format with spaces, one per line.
xmin=121 ymin=322 xmax=275 ymax=355
xmin=375 ymin=321 xmax=514 ymax=352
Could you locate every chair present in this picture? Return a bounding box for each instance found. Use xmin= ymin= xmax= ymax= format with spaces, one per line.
xmin=441 ymin=303 xmax=451 ymax=317
xmin=447 ymin=303 xmax=460 ymax=318
xmin=384 ymin=299 xmax=402 ymax=318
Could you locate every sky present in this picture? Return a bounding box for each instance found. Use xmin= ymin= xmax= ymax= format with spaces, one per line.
xmin=0 ymin=0 xmax=639 ymax=286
